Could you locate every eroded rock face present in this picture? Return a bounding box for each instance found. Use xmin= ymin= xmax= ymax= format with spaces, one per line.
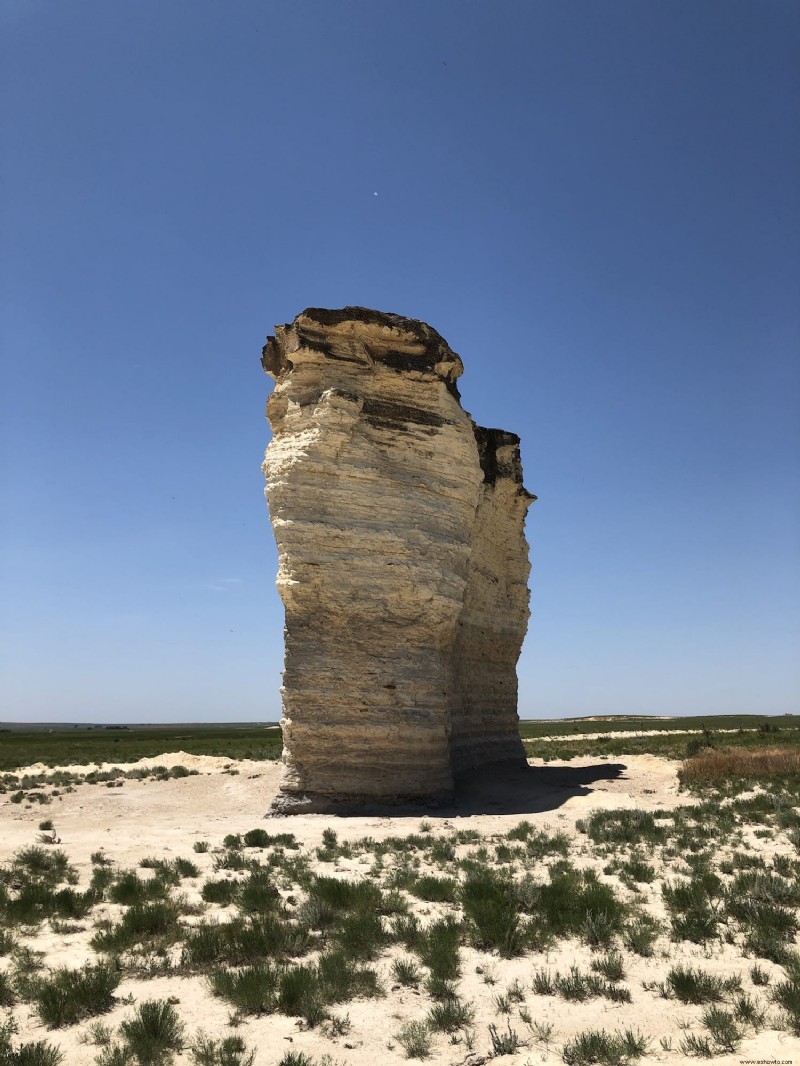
xmin=262 ymin=307 xmax=534 ymax=811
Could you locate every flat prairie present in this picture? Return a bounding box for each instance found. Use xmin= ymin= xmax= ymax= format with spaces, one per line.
xmin=1 ymin=730 xmax=800 ymax=1066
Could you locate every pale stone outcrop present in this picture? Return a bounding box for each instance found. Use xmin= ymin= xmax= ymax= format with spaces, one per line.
xmin=262 ymin=307 xmax=534 ymax=811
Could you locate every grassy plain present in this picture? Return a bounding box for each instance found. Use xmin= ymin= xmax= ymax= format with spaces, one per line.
xmin=1 ymin=715 xmax=800 ymax=1065
xmin=2 ymin=715 xmax=798 ymax=775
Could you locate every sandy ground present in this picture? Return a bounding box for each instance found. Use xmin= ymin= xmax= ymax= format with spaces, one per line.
xmin=1 ymin=752 xmax=798 ymax=1066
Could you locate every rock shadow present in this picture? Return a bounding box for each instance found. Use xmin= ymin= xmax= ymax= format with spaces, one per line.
xmin=267 ymin=759 xmax=629 ymax=818
xmin=448 ymin=759 xmax=629 ymax=817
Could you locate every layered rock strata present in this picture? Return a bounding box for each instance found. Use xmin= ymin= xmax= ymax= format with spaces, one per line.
xmin=262 ymin=307 xmax=534 ymax=811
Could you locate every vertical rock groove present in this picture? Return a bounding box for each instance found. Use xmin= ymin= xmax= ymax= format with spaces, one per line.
xmin=262 ymin=307 xmax=534 ymax=811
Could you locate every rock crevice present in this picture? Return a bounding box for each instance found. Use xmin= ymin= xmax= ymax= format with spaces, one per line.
xmin=262 ymin=307 xmax=534 ymax=812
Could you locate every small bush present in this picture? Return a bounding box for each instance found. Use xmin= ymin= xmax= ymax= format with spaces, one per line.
xmin=773 ymin=975 xmax=800 ymax=1034
xmin=666 ymin=965 xmax=726 ymax=1005
xmin=91 ymin=901 xmax=181 ymax=952
xmin=395 ymin=1020 xmax=431 ymax=1059
xmin=33 ymin=963 xmax=120 ymax=1028
xmin=702 ymin=1007 xmax=740 ymax=1052
xmin=581 ymin=810 xmax=667 ymax=846
xmin=410 ymin=875 xmax=458 ymax=903
xmin=109 ymin=870 xmax=168 ymax=906
xmin=208 ymin=962 xmax=281 ymax=1015
xmin=487 ymin=1020 xmax=522 ymax=1056
xmin=119 ymin=999 xmax=185 ymax=1064
xmin=200 ymin=878 xmax=240 ymax=906
xmin=391 ymin=957 xmax=421 ymax=986
xmin=416 ymin=916 xmax=461 ymax=980
xmin=563 ymin=1028 xmax=648 ymax=1065
xmin=622 ymin=913 xmax=661 ymax=956
xmin=591 ymin=952 xmax=625 ymax=982
xmin=190 ymin=1032 xmax=256 ymax=1066
xmin=333 ymin=911 xmax=386 ymax=961
xmin=461 ymin=869 xmax=522 ymax=956
xmin=427 ymin=996 xmax=474 ymax=1033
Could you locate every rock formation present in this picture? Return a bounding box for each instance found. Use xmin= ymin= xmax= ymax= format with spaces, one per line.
xmin=262 ymin=307 xmax=534 ymax=811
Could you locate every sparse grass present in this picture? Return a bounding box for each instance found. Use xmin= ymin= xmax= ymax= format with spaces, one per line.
xmin=0 ymin=1015 xmax=63 ymax=1066
xmin=461 ymin=868 xmax=523 ymax=956
xmin=32 ymin=962 xmax=120 ymax=1027
xmin=487 ymin=1019 xmax=523 ymax=1056
xmin=189 ymin=1033 xmax=256 ymax=1066
xmin=663 ymin=965 xmax=728 ymax=1004
xmin=562 ymin=1027 xmax=648 ymax=1065
xmin=91 ymin=899 xmax=183 ymax=956
xmin=119 ymin=999 xmax=185 ymax=1064
xmin=773 ymin=974 xmax=800 ymax=1034
xmin=415 ymin=916 xmax=461 ymax=980
xmin=208 ymin=962 xmax=282 ymax=1015
xmin=409 ymin=875 xmax=458 ymax=903
xmin=391 ymin=957 xmax=421 ymax=986
xmin=395 ymin=1020 xmax=432 ymax=1059
xmin=578 ymin=809 xmax=667 ymax=847
xmin=591 ymin=951 xmax=625 ymax=982
xmin=427 ymin=995 xmax=475 ymax=1033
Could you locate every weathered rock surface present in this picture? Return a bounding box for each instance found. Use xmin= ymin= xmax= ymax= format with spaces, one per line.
xmin=262 ymin=307 xmax=534 ymax=811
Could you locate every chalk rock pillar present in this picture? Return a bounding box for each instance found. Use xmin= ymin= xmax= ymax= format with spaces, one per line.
xmin=262 ymin=307 xmax=534 ymax=811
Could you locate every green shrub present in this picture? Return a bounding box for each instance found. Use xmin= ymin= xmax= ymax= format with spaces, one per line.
xmin=183 ymin=913 xmax=310 ymax=968
xmin=563 ymin=1027 xmax=649 ymax=1065
xmin=622 ymin=913 xmax=661 ymax=956
xmin=395 ymin=1020 xmax=431 ymax=1059
xmin=665 ymin=965 xmax=726 ymax=1004
xmin=488 ymin=1021 xmax=522 ymax=1056
xmin=702 ymin=1007 xmax=741 ymax=1052
xmin=580 ymin=810 xmax=667 ymax=846
xmin=236 ymin=869 xmax=281 ymax=914
xmin=33 ymin=963 xmax=119 ymax=1027
xmin=91 ymin=900 xmax=181 ymax=952
xmin=200 ymin=879 xmax=240 ymax=906
xmin=427 ymin=995 xmax=474 ymax=1033
xmin=109 ymin=870 xmax=168 ymax=906
xmin=307 ymin=876 xmax=382 ymax=913
xmin=316 ymin=949 xmax=382 ymax=1003
xmin=461 ymin=869 xmax=522 ymax=956
xmin=208 ymin=962 xmax=282 ymax=1015
xmin=773 ymin=975 xmax=800 ymax=1034
xmin=409 ymin=875 xmax=457 ymax=903
xmin=190 ymin=1033 xmax=255 ymax=1066
xmin=662 ymin=877 xmax=720 ymax=943
xmin=591 ymin=952 xmax=625 ymax=982
xmin=391 ymin=957 xmax=421 ymax=986
xmin=119 ymin=999 xmax=185 ymax=1064
xmin=416 ymin=916 xmax=462 ymax=980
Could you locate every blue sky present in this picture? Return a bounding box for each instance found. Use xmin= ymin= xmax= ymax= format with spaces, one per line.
xmin=1 ymin=0 xmax=798 ymax=723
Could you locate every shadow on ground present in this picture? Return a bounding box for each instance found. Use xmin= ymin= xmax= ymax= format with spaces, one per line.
xmin=449 ymin=759 xmax=628 ymax=816
xmin=268 ymin=759 xmax=630 ymax=818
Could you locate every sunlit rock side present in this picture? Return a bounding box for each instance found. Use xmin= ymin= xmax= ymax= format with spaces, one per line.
xmin=261 ymin=307 xmax=534 ymax=811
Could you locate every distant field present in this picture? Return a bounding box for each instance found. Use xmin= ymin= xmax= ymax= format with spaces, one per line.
xmin=519 ymin=714 xmax=800 ymax=761
xmin=0 ymin=723 xmax=283 ymax=772
xmin=1 ymin=714 xmax=798 ymax=772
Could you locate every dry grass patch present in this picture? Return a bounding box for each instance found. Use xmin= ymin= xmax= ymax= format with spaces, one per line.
xmin=680 ymin=747 xmax=800 ymax=787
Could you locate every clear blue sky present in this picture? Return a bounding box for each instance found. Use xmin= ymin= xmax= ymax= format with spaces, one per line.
xmin=2 ymin=0 xmax=798 ymax=723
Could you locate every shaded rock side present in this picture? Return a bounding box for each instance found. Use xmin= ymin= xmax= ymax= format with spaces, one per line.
xmin=261 ymin=307 xmax=534 ymax=811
